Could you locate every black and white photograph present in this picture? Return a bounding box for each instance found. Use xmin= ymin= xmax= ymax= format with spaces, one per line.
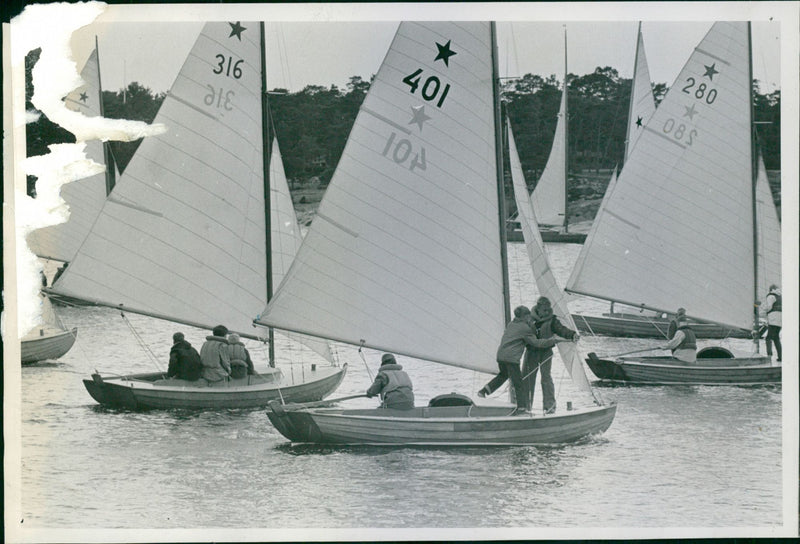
xmin=3 ymin=1 xmax=798 ymax=541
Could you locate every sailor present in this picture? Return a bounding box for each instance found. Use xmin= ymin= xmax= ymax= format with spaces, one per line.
xmin=764 ymin=284 xmax=782 ymax=362
xmin=662 ymin=308 xmax=697 ymax=363
xmin=199 ymin=325 xmax=232 ymax=383
xmin=167 ymin=332 xmax=203 ymax=381
xmin=479 ymin=305 xmax=556 ymax=414
xmin=227 ymin=333 xmax=256 ymax=379
xmin=366 ymin=353 xmax=415 ymax=410
xmin=523 ymin=296 xmax=578 ymax=414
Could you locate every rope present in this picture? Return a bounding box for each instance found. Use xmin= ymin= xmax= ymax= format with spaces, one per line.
xmin=576 ymin=314 xmax=598 ymax=337
xmin=358 ymin=340 xmax=374 ymax=382
xmin=119 ymin=309 xmax=163 ymax=372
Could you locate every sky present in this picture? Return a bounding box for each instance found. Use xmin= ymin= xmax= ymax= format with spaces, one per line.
xmin=64 ymin=3 xmax=788 ymax=97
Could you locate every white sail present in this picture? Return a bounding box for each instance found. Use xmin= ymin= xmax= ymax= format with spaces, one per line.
xmin=51 ymin=21 xmax=267 ymax=336
xmin=625 ymin=24 xmax=657 ymax=160
xmin=258 ymin=22 xmax=505 ymax=374
xmin=508 ymin=123 xmax=592 ymax=393
xmin=755 ymin=152 xmax=781 ymax=302
xmin=269 ymin=135 xmax=333 ymax=362
xmin=566 ymin=22 xmax=756 ymax=330
xmin=531 ymin=70 xmax=567 ymax=227
xmin=27 ymin=47 xmax=109 ymax=262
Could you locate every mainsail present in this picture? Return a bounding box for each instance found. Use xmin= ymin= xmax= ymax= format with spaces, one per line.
xmin=50 ymin=21 xmax=268 ymax=336
xmin=755 ymin=151 xmax=782 ymax=301
xmin=566 ymin=22 xmax=761 ymax=331
xmin=508 ymin=123 xmax=592 ymax=393
xmin=27 ymin=46 xmax=110 ymax=262
xmin=258 ymin=22 xmax=505 ymax=373
xmin=531 ymin=32 xmax=567 ymax=228
xmin=625 ymin=23 xmax=657 ymax=160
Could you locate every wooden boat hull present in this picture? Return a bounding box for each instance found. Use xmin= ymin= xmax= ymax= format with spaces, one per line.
xmin=21 ymin=328 xmax=78 ymax=363
xmin=507 ymin=228 xmax=586 ymax=244
xmin=82 ymin=364 xmax=347 ymax=410
xmin=586 ymin=353 xmax=780 ymax=385
xmin=572 ymin=313 xmax=751 ymax=339
xmin=266 ymin=402 xmax=617 ymax=446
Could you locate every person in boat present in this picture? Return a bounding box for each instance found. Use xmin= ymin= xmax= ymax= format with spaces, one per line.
xmin=366 ymin=353 xmax=415 ymax=410
xmin=662 ymin=309 xmax=697 ymax=363
xmin=227 ymin=333 xmax=256 ymax=379
xmin=667 ymin=307 xmax=687 ymax=340
xmin=167 ymin=332 xmax=203 ymax=381
xmin=479 ymin=305 xmax=556 ymax=414
xmin=763 ymin=284 xmax=782 ymax=362
xmin=522 ymin=297 xmax=578 ymax=415
xmin=199 ymin=325 xmax=232 ymax=382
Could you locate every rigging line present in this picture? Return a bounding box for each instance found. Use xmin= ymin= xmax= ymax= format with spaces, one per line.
xmin=358 ymin=340 xmax=374 ymax=382
xmin=576 ymin=314 xmax=598 ymax=337
xmin=119 ymin=310 xmax=163 ymax=371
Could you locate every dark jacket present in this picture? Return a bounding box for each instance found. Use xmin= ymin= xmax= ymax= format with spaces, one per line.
xmin=523 ymin=306 xmax=576 ymax=366
xmin=496 ymin=317 xmax=555 ymax=364
xmin=366 ymin=363 xmax=415 ymax=409
xmin=168 ymin=340 xmax=203 ymax=381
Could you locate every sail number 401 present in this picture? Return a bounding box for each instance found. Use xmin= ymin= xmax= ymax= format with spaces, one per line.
xmin=403 ymin=69 xmax=451 ymax=108
xmin=383 ymin=132 xmax=427 ymax=171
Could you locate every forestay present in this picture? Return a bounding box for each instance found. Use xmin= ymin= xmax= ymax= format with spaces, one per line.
xmin=625 ymin=24 xmax=657 ymax=160
xmin=531 ymin=67 xmax=567 ymax=227
xmin=258 ymin=22 xmax=505 ymax=374
xmin=566 ymin=22 xmax=757 ymax=331
xmin=27 ymin=48 xmax=109 ymax=263
xmin=508 ymin=124 xmax=592 ymax=393
xmin=51 ymin=22 xmax=268 ymax=336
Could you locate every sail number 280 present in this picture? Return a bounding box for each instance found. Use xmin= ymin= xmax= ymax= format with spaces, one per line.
xmin=403 ymin=69 xmax=451 ymax=108
xmin=382 ymin=132 xmax=427 ymax=172
xmin=662 ymin=118 xmax=697 ymax=146
xmin=681 ymin=77 xmax=717 ymax=104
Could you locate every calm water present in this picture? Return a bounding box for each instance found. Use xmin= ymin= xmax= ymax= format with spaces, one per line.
xmin=14 ymin=243 xmax=785 ymax=534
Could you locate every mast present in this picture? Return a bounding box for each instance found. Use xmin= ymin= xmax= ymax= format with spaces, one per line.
xmin=491 ymin=22 xmax=511 ymax=325
xmin=260 ymin=22 xmax=276 ymax=366
xmin=95 ymin=36 xmax=115 ymax=195
xmin=747 ymin=22 xmax=760 ymax=352
xmin=563 ymin=26 xmax=569 ymax=233
xmin=624 ymin=22 xmax=642 ymax=162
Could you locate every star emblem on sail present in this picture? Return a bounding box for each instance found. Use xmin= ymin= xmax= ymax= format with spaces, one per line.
xmin=703 ymin=63 xmax=719 ymax=80
xmin=683 ymin=103 xmax=698 ymax=121
xmin=409 ymin=105 xmax=432 ymax=131
xmin=79 ymin=92 xmax=88 ymax=102
xmin=228 ymin=21 xmax=246 ymax=40
xmin=434 ymin=40 xmax=456 ymax=66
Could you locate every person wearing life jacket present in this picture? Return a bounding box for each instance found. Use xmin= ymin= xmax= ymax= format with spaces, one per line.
xmin=199 ymin=325 xmax=232 ymax=383
xmin=227 ymin=333 xmax=256 ymax=379
xmin=366 ymin=353 xmax=415 ymax=410
xmin=662 ymin=309 xmax=697 ymax=363
xmin=764 ymin=284 xmax=782 ymax=362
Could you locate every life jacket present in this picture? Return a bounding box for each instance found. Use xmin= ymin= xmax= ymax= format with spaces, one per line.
xmin=675 ymin=325 xmax=697 ymax=350
xmin=767 ymin=291 xmax=782 ymax=313
xmin=378 ymin=366 xmax=413 ymax=400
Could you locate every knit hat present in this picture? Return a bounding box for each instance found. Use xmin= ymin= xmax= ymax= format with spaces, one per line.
xmin=381 ymin=353 xmax=397 ymax=365
xmin=513 ymin=305 xmax=531 ymax=318
xmin=536 ymin=296 xmax=551 ymax=307
xmin=228 ymin=333 xmax=240 ymax=344
xmin=172 ymin=332 xmax=185 ymax=343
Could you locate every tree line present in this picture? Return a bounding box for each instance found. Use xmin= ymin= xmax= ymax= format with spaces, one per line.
xmin=25 ymin=48 xmax=781 ymax=198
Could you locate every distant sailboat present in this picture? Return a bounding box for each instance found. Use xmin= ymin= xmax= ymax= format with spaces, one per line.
xmin=566 ymin=21 xmax=781 ymax=385
xmin=571 ymin=23 xmax=750 ymax=340
xmin=528 ymin=28 xmax=586 ymax=244
xmin=48 ymin=21 xmax=346 ymax=408
xmin=260 ymin=21 xmax=616 ymax=445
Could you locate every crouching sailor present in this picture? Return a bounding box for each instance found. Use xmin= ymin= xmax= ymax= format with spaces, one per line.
xmin=662 ymin=308 xmax=697 ymax=363
xmin=366 ymin=353 xmax=415 ymax=410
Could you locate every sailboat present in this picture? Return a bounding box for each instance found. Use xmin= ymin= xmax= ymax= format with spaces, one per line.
xmin=566 ymin=22 xmax=781 ymax=385
xmin=570 ymin=23 xmax=750 ymax=340
xmin=20 ymin=41 xmax=112 ymax=362
xmin=259 ymin=21 xmax=616 ymax=445
xmin=527 ymin=28 xmax=586 ymax=244
xmin=46 ymin=21 xmax=346 ymax=408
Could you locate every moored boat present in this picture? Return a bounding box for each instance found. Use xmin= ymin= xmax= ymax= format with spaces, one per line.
xmin=571 ymin=312 xmax=752 ymax=339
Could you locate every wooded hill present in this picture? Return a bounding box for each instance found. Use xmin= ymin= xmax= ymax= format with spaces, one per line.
xmin=26 ymin=49 xmax=781 ymax=200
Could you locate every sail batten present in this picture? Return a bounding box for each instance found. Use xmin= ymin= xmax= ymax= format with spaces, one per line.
xmin=566 ymin=22 xmax=759 ymax=331
xmin=259 ymin=22 xmax=505 ymax=374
